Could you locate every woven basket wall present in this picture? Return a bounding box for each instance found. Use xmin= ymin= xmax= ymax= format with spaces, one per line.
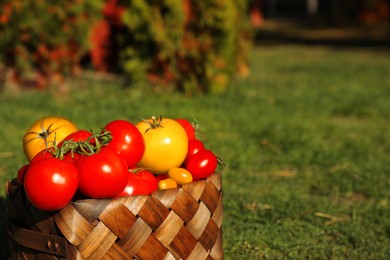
xmin=6 ymin=173 xmax=223 ymax=259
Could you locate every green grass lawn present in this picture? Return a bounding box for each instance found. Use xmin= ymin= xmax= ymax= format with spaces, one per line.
xmin=1 ymin=44 xmax=389 ymax=259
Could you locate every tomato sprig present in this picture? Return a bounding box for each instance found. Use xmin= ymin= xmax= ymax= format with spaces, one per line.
xmin=42 ymin=129 xmax=113 ymax=160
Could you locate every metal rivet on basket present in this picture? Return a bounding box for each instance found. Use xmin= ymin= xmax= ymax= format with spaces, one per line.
xmin=54 ymin=242 xmax=60 ymax=251
xmin=46 ymin=240 xmax=60 ymax=252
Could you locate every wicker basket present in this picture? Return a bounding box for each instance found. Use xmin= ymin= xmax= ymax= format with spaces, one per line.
xmin=6 ymin=173 xmax=223 ymax=259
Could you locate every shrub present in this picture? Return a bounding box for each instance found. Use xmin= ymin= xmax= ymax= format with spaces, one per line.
xmin=116 ymin=0 xmax=252 ymax=94
xmin=0 ymin=0 xmax=252 ymax=94
xmin=0 ymin=0 xmax=103 ymax=88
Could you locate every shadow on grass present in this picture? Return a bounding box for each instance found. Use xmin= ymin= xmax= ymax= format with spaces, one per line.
xmin=255 ymin=30 xmax=390 ymax=48
xmin=254 ymin=19 xmax=390 ymax=49
xmin=0 ymin=197 xmax=9 ymax=259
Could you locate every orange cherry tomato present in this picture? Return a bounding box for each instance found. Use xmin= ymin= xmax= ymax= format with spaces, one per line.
xmin=168 ymin=168 xmax=193 ymax=185
xmin=158 ymin=178 xmax=178 ymax=190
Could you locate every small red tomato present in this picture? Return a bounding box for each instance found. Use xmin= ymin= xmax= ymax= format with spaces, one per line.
xmin=104 ymin=120 xmax=145 ymax=167
xmin=77 ymin=148 xmax=128 ymax=198
xmin=176 ymin=118 xmax=196 ymax=140
xmin=186 ymin=149 xmax=218 ymax=180
xmin=115 ymin=169 xmax=158 ymax=197
xmin=184 ymin=139 xmax=205 ymax=165
xmin=24 ymin=158 xmax=79 ymax=211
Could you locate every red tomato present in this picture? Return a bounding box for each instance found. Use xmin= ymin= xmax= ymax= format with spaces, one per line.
xmin=24 ymin=158 xmax=79 ymax=211
xmin=104 ymin=120 xmax=145 ymax=167
xmin=77 ymin=148 xmax=128 ymax=198
xmin=16 ymin=164 xmax=29 ymax=184
xmin=57 ymin=130 xmax=94 ymax=147
xmin=30 ymin=148 xmax=56 ymax=164
xmin=176 ymin=118 xmax=196 ymax=140
xmin=184 ymin=139 xmax=205 ymax=165
xmin=186 ymin=149 xmax=218 ymax=180
xmin=115 ymin=169 xmax=158 ymax=197
xmin=62 ymin=151 xmax=84 ymax=165
xmin=62 ymin=151 xmax=85 ymax=165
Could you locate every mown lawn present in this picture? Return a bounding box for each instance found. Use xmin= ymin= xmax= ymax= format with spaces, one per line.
xmin=1 ymin=44 xmax=389 ymax=259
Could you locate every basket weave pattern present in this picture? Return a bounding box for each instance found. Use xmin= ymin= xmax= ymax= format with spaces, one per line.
xmin=7 ymin=173 xmax=223 ymax=259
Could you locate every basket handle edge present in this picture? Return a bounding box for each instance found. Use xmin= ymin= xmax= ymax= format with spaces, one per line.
xmin=8 ymin=226 xmax=68 ymax=258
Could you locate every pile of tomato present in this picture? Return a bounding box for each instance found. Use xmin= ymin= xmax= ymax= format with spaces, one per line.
xmin=17 ymin=116 xmax=221 ymax=211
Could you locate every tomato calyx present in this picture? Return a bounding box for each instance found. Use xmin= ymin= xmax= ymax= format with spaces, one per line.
xmin=26 ymin=119 xmax=64 ymax=147
xmin=128 ymin=167 xmax=148 ymax=174
xmin=216 ymin=154 xmax=227 ymax=167
xmin=38 ymin=129 xmax=49 ymax=139
xmin=141 ymin=115 xmax=164 ymax=133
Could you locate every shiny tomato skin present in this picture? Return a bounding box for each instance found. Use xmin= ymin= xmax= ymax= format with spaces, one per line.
xmin=114 ymin=169 xmax=158 ymax=197
xmin=158 ymin=178 xmax=178 ymax=190
xmin=184 ymin=139 xmax=205 ymax=165
xmin=104 ymin=120 xmax=145 ymax=167
xmin=23 ymin=117 xmax=78 ymax=162
xmin=186 ymin=149 xmax=218 ymax=180
xmin=77 ymin=148 xmax=128 ymax=198
xmin=168 ymin=168 xmax=193 ymax=185
xmin=176 ymin=118 xmax=196 ymax=140
xmin=24 ymin=158 xmax=79 ymax=211
xmin=136 ymin=117 xmax=188 ymax=174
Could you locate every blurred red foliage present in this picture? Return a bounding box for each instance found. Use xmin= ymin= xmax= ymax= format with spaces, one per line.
xmin=90 ymin=0 xmax=125 ymax=72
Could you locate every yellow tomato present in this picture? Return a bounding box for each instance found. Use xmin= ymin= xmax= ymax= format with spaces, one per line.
xmin=168 ymin=168 xmax=193 ymax=185
xmin=136 ymin=116 xmax=188 ymax=174
xmin=158 ymin=178 xmax=178 ymax=190
xmin=23 ymin=116 xmax=78 ymax=161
